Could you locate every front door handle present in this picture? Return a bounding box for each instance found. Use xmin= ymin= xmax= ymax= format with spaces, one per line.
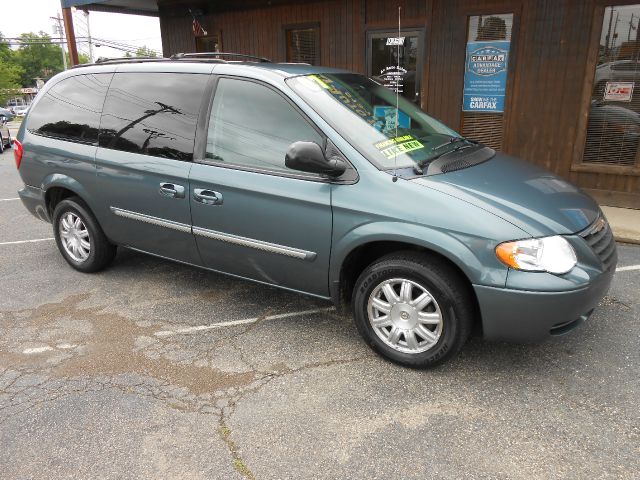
xmin=159 ymin=182 xmax=185 ymax=199
xmin=193 ymin=188 xmax=223 ymax=205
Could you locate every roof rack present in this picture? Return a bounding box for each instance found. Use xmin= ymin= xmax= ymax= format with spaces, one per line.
xmin=71 ymin=52 xmax=273 ymax=69
xmin=72 ymin=56 xmax=168 ymax=68
xmin=170 ymin=52 xmax=272 ymax=63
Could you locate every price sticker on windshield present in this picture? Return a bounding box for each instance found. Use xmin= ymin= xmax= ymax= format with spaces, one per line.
xmin=374 ymin=135 xmax=424 ymax=159
xmin=308 ymin=74 xmax=331 ymax=89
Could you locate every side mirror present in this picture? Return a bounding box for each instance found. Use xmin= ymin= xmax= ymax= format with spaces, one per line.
xmin=285 ymin=141 xmax=347 ymax=177
xmin=0 ymin=115 xmax=6 ymax=124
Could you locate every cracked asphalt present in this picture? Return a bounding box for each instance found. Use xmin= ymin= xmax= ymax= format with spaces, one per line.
xmin=1 ymin=136 xmax=639 ymax=479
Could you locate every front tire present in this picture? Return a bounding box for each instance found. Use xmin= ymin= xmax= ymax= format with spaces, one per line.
xmin=53 ymin=197 xmax=116 ymax=273
xmin=352 ymin=252 xmax=474 ymax=368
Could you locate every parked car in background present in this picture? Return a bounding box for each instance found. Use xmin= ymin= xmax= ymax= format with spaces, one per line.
xmin=14 ymin=106 xmax=29 ymax=117
xmin=0 ymin=107 xmax=15 ymax=122
xmin=0 ymin=116 xmax=12 ymax=153
xmin=13 ymin=55 xmax=617 ymax=368
xmin=593 ymin=60 xmax=640 ymax=97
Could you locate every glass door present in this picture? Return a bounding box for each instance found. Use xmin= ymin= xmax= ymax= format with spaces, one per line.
xmin=367 ymin=30 xmax=424 ymax=104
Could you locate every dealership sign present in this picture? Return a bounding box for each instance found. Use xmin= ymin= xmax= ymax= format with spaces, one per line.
xmin=463 ymin=40 xmax=511 ymax=112
xmin=604 ymin=82 xmax=634 ymax=102
xmin=386 ymin=37 xmax=405 ymax=46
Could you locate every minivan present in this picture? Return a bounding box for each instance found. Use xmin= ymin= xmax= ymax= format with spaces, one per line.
xmin=15 ymin=53 xmax=616 ymax=368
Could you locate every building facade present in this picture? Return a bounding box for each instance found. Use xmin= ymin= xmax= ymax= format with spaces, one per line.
xmin=67 ymin=0 xmax=640 ymax=208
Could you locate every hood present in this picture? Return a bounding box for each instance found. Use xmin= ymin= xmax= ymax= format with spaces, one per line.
xmin=412 ymin=153 xmax=599 ymax=237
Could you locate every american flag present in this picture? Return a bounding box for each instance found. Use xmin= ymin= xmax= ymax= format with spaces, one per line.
xmin=190 ymin=10 xmax=208 ymax=37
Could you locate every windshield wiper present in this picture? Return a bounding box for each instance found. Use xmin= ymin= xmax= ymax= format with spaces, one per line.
xmin=414 ymin=137 xmax=480 ymax=174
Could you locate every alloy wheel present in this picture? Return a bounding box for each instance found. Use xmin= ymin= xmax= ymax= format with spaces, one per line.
xmin=367 ymin=278 xmax=444 ymax=354
xmin=59 ymin=212 xmax=91 ymax=262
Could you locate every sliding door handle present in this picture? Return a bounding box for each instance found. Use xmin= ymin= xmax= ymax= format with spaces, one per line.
xmin=193 ymin=188 xmax=223 ymax=205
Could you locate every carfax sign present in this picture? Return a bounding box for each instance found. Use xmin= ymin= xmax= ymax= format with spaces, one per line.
xmin=463 ymin=40 xmax=510 ymax=113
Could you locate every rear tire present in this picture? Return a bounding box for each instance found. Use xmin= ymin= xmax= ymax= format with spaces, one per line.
xmin=53 ymin=197 xmax=116 ymax=273
xmin=352 ymin=252 xmax=474 ymax=368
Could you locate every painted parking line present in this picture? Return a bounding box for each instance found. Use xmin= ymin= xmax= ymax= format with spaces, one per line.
xmin=22 ymin=343 xmax=78 ymax=355
xmin=22 ymin=346 xmax=54 ymax=354
xmin=154 ymin=306 xmax=335 ymax=337
xmin=0 ymin=198 xmax=20 ymax=202
xmin=0 ymin=237 xmax=54 ymax=246
xmin=616 ymin=264 xmax=640 ymax=272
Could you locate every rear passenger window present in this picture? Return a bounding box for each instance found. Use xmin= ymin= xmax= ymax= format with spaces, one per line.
xmin=99 ymin=73 xmax=209 ymax=161
xmin=205 ymin=78 xmax=323 ymax=172
xmin=27 ymin=74 xmax=112 ymax=144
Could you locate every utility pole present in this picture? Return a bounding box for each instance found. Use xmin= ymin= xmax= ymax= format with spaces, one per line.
xmin=84 ymin=10 xmax=94 ymax=63
xmin=51 ymin=13 xmax=67 ymax=70
xmin=62 ymin=6 xmax=79 ymax=66
xmin=611 ymin=10 xmax=620 ymax=54
xmin=605 ymin=8 xmax=615 ymax=55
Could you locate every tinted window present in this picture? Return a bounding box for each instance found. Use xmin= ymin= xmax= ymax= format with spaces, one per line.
xmin=206 ymin=78 xmax=323 ymax=172
xmin=28 ymin=73 xmax=112 ymax=144
xmin=99 ymin=73 xmax=209 ymax=161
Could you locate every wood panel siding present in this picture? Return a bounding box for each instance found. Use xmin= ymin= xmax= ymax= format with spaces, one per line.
xmin=423 ymin=0 xmax=639 ymax=206
xmin=161 ymin=0 xmax=365 ymax=72
xmin=364 ymin=0 xmax=427 ymax=26
xmin=157 ymin=0 xmax=640 ymax=207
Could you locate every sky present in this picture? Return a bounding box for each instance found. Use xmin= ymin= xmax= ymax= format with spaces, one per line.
xmin=601 ymin=5 xmax=640 ymax=48
xmin=1 ymin=0 xmax=162 ymax=59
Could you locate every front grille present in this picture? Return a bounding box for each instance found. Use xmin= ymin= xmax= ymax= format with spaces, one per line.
xmin=579 ymin=216 xmax=617 ymax=272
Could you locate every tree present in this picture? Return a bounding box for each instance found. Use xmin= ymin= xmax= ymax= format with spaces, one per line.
xmin=0 ymin=60 xmax=23 ymax=104
xmin=0 ymin=32 xmax=14 ymax=63
xmin=0 ymin=32 xmax=24 ymax=104
xmin=135 ymin=46 xmax=157 ymax=58
xmin=14 ymin=32 xmax=64 ymax=86
xmin=67 ymin=52 xmax=91 ymax=65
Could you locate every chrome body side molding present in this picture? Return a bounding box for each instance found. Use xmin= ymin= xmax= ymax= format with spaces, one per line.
xmin=192 ymin=226 xmax=317 ymax=261
xmin=110 ymin=207 xmax=192 ymax=234
xmin=110 ymin=206 xmax=316 ymax=261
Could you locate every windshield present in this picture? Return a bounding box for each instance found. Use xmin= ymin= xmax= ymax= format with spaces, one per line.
xmin=287 ymin=73 xmax=461 ymax=169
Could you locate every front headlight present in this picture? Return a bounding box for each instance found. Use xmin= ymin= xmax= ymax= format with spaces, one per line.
xmin=495 ymin=235 xmax=577 ymax=274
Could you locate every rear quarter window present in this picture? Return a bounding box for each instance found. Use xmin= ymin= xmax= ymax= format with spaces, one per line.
xmin=27 ymin=73 xmax=113 ymax=144
xmin=99 ymin=72 xmax=209 ymax=161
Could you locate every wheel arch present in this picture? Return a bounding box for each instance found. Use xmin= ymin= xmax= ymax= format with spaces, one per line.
xmin=329 ymin=224 xmax=506 ymax=334
xmin=42 ymin=174 xmax=94 ymax=220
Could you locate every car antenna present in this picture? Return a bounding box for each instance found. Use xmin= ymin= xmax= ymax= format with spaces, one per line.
xmin=392 ymin=6 xmax=401 ymax=183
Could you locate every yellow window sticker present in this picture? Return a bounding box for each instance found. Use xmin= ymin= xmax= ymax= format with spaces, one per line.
xmin=308 ymin=74 xmax=330 ymax=89
xmin=374 ymin=135 xmax=424 ymax=159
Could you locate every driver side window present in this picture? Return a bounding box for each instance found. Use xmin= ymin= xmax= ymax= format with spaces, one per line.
xmin=206 ymin=78 xmax=324 ymax=172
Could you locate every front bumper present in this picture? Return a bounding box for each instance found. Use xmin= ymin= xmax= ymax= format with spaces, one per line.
xmin=18 ymin=184 xmax=50 ymax=222
xmin=474 ymin=266 xmax=615 ymax=343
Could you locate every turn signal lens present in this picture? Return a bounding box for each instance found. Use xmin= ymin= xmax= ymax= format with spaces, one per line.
xmin=13 ymin=139 xmax=23 ymax=169
xmin=495 ymin=236 xmax=577 ymax=275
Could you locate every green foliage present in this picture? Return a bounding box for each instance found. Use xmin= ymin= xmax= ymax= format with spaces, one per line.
xmin=0 ymin=60 xmax=23 ymax=104
xmin=0 ymin=32 xmax=14 ymax=63
xmin=0 ymin=33 xmax=23 ymax=103
xmin=14 ymin=32 xmax=65 ymax=86
xmin=135 ymin=46 xmax=157 ymax=58
xmin=68 ymin=52 xmax=91 ymax=65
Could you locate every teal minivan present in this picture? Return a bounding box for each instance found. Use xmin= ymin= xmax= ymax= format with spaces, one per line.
xmin=14 ymin=54 xmax=616 ymax=368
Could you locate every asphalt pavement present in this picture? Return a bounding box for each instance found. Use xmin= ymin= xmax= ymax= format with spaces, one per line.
xmin=0 ymin=134 xmax=638 ymax=479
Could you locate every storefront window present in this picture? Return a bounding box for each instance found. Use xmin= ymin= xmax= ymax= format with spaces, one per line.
xmin=461 ymin=14 xmax=514 ymax=150
xmin=583 ymin=5 xmax=640 ymax=168
xmin=286 ymin=25 xmax=320 ymax=65
xmin=367 ymin=30 xmax=423 ymax=104
xmin=196 ymin=34 xmax=221 ymax=53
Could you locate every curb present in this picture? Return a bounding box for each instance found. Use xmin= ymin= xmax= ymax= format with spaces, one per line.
xmin=614 ymin=235 xmax=640 ymax=245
